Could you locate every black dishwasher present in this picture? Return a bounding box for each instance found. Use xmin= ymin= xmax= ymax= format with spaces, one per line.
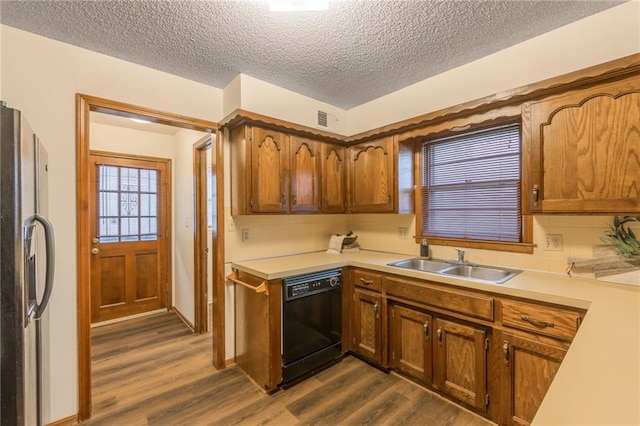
xmin=282 ymin=268 xmax=342 ymax=385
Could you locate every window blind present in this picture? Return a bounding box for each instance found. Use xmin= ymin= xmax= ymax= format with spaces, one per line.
xmin=422 ymin=123 xmax=522 ymax=242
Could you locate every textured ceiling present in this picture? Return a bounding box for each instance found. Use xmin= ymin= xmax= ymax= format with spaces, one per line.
xmin=0 ymin=0 xmax=625 ymax=109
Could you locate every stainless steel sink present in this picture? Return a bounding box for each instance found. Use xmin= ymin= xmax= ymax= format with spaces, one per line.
xmin=440 ymin=265 xmax=521 ymax=284
xmin=387 ymin=258 xmax=521 ymax=284
xmin=387 ymin=258 xmax=451 ymax=273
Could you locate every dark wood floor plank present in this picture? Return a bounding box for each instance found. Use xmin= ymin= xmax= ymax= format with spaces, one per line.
xmin=83 ymin=311 xmax=492 ymax=426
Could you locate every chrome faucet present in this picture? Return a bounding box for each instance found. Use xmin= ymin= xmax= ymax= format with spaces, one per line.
xmin=448 ymin=249 xmax=475 ymax=266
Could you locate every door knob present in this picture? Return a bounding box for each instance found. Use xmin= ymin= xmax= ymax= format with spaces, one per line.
xmin=92 ymin=237 xmax=99 ymax=244
xmin=91 ymin=248 xmax=99 ymax=255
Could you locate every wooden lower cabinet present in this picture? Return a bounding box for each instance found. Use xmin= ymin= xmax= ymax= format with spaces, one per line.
xmin=389 ymin=304 xmax=432 ymax=384
xmin=499 ymin=331 xmax=568 ymax=426
xmin=433 ymin=318 xmax=489 ymax=412
xmin=353 ymin=288 xmax=383 ymax=364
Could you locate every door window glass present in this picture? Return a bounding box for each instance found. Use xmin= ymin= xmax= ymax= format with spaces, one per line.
xmin=97 ymin=165 xmax=159 ymax=242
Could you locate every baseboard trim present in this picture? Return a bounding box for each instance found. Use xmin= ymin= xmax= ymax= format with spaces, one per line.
xmin=47 ymin=414 xmax=78 ymax=426
xmin=225 ymin=357 xmax=235 ymax=367
xmin=173 ymin=306 xmax=195 ymax=332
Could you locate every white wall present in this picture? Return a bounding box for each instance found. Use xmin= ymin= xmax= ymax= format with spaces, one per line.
xmin=347 ymin=1 xmax=640 ymax=135
xmin=236 ymin=74 xmax=348 ymax=135
xmin=0 ymin=25 xmax=223 ymax=422
xmin=173 ymin=128 xmax=211 ymax=324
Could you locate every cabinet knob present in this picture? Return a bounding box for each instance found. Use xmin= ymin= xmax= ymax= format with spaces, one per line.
xmin=282 ymin=193 xmax=287 ymax=209
xmin=503 ymin=340 xmax=510 ymax=365
xmin=423 ymin=320 xmax=429 ymax=339
xmin=373 ymin=302 xmax=379 ymax=319
xmin=437 ymin=327 xmax=443 ymax=344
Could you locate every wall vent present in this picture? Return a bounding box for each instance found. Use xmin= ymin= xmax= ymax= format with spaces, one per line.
xmin=317 ymin=110 xmax=328 ymax=127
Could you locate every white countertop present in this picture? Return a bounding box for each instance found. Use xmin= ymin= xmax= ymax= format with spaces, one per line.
xmin=231 ymin=250 xmax=640 ymax=425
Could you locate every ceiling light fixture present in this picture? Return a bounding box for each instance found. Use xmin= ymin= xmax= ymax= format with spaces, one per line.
xmin=267 ymin=0 xmax=329 ymax=12
xmin=129 ymin=117 xmax=152 ymax=124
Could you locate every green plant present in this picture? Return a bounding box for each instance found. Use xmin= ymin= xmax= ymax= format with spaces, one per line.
xmin=600 ymin=216 xmax=640 ymax=258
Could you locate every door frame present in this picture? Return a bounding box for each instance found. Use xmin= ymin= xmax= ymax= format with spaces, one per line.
xmin=76 ymin=94 xmax=224 ymax=421
xmin=193 ymin=136 xmax=212 ymax=334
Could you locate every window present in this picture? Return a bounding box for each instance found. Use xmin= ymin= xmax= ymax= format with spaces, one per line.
xmin=97 ymin=165 xmax=159 ymax=243
xmin=421 ymin=122 xmax=522 ymax=243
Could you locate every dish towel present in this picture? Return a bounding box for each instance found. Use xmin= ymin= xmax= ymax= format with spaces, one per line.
xmin=326 ymin=235 xmax=346 ymax=254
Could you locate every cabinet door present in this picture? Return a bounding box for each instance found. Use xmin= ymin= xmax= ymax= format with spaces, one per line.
xmin=433 ymin=318 xmax=488 ymax=412
xmin=321 ymin=144 xmax=346 ymax=213
xmin=349 ymin=137 xmax=395 ymax=213
xmin=353 ymin=289 xmax=382 ymax=364
xmin=500 ymin=331 xmax=567 ymax=426
xmin=250 ymin=126 xmax=289 ymax=213
xmin=290 ymin=136 xmax=320 ymax=213
xmin=390 ymin=304 xmax=432 ymax=385
xmin=525 ymin=76 xmax=640 ymax=213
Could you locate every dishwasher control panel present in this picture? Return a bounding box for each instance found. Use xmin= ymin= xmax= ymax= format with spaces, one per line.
xmin=283 ymin=269 xmax=342 ymax=300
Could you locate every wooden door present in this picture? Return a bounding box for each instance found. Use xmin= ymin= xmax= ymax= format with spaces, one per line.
xmin=500 ymin=331 xmax=568 ymax=426
xmin=89 ymin=152 xmax=169 ymax=323
xmin=390 ymin=304 xmax=432 ymax=384
xmin=290 ymin=136 xmax=320 ymax=212
xmin=353 ymin=289 xmax=382 ymax=364
xmin=349 ymin=137 xmax=395 ymax=213
xmin=321 ymin=143 xmax=346 ymax=213
xmin=433 ymin=318 xmax=488 ymax=412
xmin=525 ymin=75 xmax=640 ymax=213
xmin=250 ymin=126 xmax=289 ymax=213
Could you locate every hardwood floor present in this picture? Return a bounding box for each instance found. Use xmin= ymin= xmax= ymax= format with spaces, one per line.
xmin=83 ymin=311 xmax=493 ymax=425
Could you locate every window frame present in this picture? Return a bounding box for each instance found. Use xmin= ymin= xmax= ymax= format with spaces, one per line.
xmin=414 ymin=116 xmax=534 ymax=254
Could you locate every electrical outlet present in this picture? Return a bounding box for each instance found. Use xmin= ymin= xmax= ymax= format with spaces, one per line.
xmin=544 ymin=234 xmax=563 ymax=251
xmin=241 ymin=228 xmax=249 ymax=242
xmin=398 ymin=227 xmax=408 ymax=239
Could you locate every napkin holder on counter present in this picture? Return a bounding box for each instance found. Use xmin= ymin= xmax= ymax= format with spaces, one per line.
xmin=327 ymin=233 xmax=360 ymax=254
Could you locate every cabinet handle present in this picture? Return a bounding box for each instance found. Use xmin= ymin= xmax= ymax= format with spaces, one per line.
xmin=520 ymin=314 xmax=554 ymax=328
xmin=503 ymin=340 xmax=509 ymax=365
xmin=282 ymin=193 xmax=287 ymax=209
xmin=532 ymin=184 xmax=539 ymax=207
xmin=387 ymin=193 xmax=391 ymax=203
xmin=373 ymin=302 xmax=379 ymax=319
xmin=323 ymin=196 xmax=328 ymax=209
xmin=359 ymin=278 xmax=374 ymax=286
xmin=436 ymin=327 xmax=443 ymax=344
xmin=423 ymin=320 xmax=429 ymax=339
xmin=292 ymin=193 xmax=297 ymax=205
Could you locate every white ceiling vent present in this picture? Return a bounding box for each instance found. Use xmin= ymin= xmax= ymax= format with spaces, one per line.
xmin=317 ymin=110 xmax=328 ymax=128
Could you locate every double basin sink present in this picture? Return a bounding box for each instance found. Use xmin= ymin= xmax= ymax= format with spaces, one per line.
xmin=387 ymin=258 xmax=521 ymax=284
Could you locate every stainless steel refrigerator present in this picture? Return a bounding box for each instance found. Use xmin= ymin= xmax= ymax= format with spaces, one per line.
xmin=1 ymin=102 xmax=55 ymax=426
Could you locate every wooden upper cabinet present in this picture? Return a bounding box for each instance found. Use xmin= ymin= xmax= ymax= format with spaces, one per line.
xmin=250 ymin=126 xmax=290 ymax=213
xmin=349 ymin=136 xmax=397 ymax=213
xmin=230 ymin=125 xmax=324 ymax=214
xmin=523 ymin=75 xmax=640 ymax=213
xmin=321 ymin=144 xmax=346 ymax=213
xmin=290 ymin=136 xmax=320 ymax=213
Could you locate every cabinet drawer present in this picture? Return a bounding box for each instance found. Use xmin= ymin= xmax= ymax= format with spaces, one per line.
xmin=500 ymin=299 xmax=582 ymax=341
xmin=384 ymin=276 xmax=493 ymax=321
xmin=353 ymin=269 xmax=382 ymax=291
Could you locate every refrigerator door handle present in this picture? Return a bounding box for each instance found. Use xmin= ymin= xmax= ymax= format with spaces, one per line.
xmin=26 ymin=214 xmax=55 ymax=320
